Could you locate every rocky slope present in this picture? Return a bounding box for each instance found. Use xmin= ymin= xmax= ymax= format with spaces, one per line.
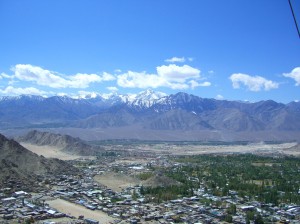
xmin=0 ymin=133 xmax=79 ymax=189
xmin=17 ymin=130 xmax=102 ymax=156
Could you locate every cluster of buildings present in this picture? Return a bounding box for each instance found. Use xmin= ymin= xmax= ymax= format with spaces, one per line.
xmin=0 ymin=190 xmax=67 ymax=223
xmin=0 ymin=156 xmax=300 ymax=224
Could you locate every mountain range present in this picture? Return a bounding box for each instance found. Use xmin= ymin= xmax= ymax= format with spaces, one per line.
xmin=1 ymin=90 xmax=300 ymax=141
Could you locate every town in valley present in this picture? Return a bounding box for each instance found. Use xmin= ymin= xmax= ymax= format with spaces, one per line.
xmin=1 ymin=132 xmax=299 ymax=224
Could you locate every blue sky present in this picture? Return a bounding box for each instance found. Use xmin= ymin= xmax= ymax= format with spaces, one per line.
xmin=0 ymin=0 xmax=299 ymax=103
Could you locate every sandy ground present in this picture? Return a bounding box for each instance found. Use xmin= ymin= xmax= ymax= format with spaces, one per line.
xmin=21 ymin=141 xmax=299 ymax=161
xmin=94 ymin=172 xmax=140 ymax=192
xmin=110 ymin=158 xmax=149 ymax=166
xmin=21 ymin=143 xmax=86 ymax=160
xmin=139 ymin=142 xmax=299 ymax=156
xmin=47 ymin=198 xmax=116 ymax=223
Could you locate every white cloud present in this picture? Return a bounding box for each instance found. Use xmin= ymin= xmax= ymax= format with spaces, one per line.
xmin=3 ymin=63 xmax=209 ymax=93
xmin=189 ymin=80 xmax=200 ymax=89
xmin=1 ymin=72 xmax=13 ymax=79
xmin=13 ymin=64 xmax=66 ymax=88
xmin=165 ymin=57 xmax=186 ymax=63
xmin=11 ymin=64 xmax=114 ymax=89
xmin=165 ymin=57 xmax=194 ymax=63
xmin=215 ymin=94 xmax=224 ymax=100
xmin=117 ymin=71 xmax=166 ymax=89
xmin=283 ymin=67 xmax=300 ymax=86
xmin=189 ymin=80 xmax=211 ymax=89
xmin=229 ymin=73 xmax=279 ymax=91
xmin=167 ymin=83 xmax=189 ymax=89
xmin=107 ymin=86 xmax=118 ymax=92
xmin=0 ymin=86 xmax=46 ymax=95
xmin=102 ymin=72 xmax=115 ymax=81
xmin=8 ymin=80 xmax=18 ymax=85
xmin=157 ymin=64 xmax=200 ymax=82
xmin=56 ymin=92 xmax=68 ymax=97
xmin=114 ymin=69 xmax=122 ymax=73
xmin=117 ymin=64 xmax=205 ymax=90
xmin=67 ymin=73 xmax=103 ymax=88
xmin=1 ymin=73 xmax=7 ymax=79
xmin=199 ymin=81 xmax=211 ymax=87
xmin=76 ymin=90 xmax=99 ymax=99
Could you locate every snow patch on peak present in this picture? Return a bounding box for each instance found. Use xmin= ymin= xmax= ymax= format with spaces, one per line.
xmin=100 ymin=92 xmax=116 ymax=100
xmin=124 ymin=93 xmax=137 ymax=103
xmin=130 ymin=89 xmax=167 ymax=108
xmin=137 ymin=89 xmax=167 ymax=99
xmin=97 ymin=89 xmax=167 ymax=108
xmin=100 ymin=93 xmax=136 ymax=103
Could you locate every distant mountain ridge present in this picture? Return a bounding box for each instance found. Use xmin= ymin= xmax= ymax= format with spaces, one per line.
xmin=18 ymin=130 xmax=102 ymax=156
xmin=1 ymin=90 xmax=300 ymax=141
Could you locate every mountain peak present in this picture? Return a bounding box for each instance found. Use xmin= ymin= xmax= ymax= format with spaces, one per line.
xmin=127 ymin=89 xmax=167 ymax=108
xmin=137 ymin=89 xmax=166 ymax=99
xmin=172 ymin=92 xmax=200 ymax=102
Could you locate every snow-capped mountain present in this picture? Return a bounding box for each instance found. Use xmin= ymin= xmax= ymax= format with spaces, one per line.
xmin=66 ymin=89 xmax=167 ymax=109
xmin=125 ymin=89 xmax=167 ymax=109
xmin=0 ymin=90 xmax=300 ymax=141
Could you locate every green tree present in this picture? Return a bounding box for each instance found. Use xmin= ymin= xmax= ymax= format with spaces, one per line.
xmin=227 ymin=204 xmax=236 ymax=215
xmin=254 ymin=214 xmax=264 ymax=224
xmin=224 ymin=214 xmax=233 ymax=223
xmin=246 ymin=211 xmax=255 ymax=221
xmin=132 ymin=189 xmax=138 ymax=200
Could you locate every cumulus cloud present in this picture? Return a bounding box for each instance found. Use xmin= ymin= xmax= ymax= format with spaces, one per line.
xmin=229 ymin=73 xmax=279 ymax=91
xmin=215 ymin=94 xmax=224 ymax=100
xmin=117 ymin=64 xmax=206 ymax=90
xmin=114 ymin=69 xmax=122 ymax=73
xmin=117 ymin=71 xmax=166 ymax=89
xmin=102 ymin=72 xmax=115 ymax=81
xmin=200 ymin=81 xmax=211 ymax=87
xmin=11 ymin=64 xmax=114 ymax=89
xmin=167 ymin=83 xmax=189 ymax=89
xmin=76 ymin=90 xmax=99 ymax=99
xmin=1 ymin=72 xmax=11 ymax=79
xmin=189 ymin=80 xmax=211 ymax=89
xmin=165 ymin=57 xmax=186 ymax=63
xmin=283 ymin=67 xmax=300 ymax=86
xmin=107 ymin=86 xmax=119 ymax=92
xmin=0 ymin=86 xmax=46 ymax=95
xmin=157 ymin=64 xmax=200 ymax=82
xmin=68 ymin=73 xmax=103 ymax=88
xmin=2 ymin=63 xmax=209 ymax=93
